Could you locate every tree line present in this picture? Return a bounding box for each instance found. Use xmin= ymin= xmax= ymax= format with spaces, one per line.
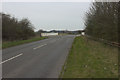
xmin=2 ymin=13 xmax=35 ymax=41
xmin=85 ymin=2 xmax=119 ymax=43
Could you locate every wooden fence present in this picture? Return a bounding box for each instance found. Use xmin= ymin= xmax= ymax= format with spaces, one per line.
xmin=85 ymin=35 xmax=120 ymax=48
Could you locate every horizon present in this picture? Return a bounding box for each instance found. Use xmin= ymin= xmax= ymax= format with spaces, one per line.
xmin=2 ymin=2 xmax=91 ymax=31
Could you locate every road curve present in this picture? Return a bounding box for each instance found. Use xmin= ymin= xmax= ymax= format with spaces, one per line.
xmin=2 ymin=35 xmax=75 ymax=78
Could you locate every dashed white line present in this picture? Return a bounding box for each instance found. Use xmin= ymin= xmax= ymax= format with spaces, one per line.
xmin=33 ymin=44 xmax=47 ymax=50
xmin=0 ymin=53 xmax=23 ymax=64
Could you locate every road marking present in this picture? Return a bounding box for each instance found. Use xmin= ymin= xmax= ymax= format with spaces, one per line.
xmin=33 ymin=44 xmax=47 ymax=50
xmin=0 ymin=53 xmax=23 ymax=64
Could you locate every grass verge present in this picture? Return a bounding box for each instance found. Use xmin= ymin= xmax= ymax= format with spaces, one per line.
xmin=60 ymin=36 xmax=118 ymax=78
xmin=2 ymin=37 xmax=47 ymax=49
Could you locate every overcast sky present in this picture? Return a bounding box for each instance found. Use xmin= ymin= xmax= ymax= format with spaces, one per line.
xmin=2 ymin=2 xmax=91 ymax=31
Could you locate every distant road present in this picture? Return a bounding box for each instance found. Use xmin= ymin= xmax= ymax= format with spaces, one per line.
xmin=2 ymin=35 xmax=75 ymax=78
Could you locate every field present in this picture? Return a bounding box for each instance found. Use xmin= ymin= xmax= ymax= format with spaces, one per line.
xmin=61 ymin=36 xmax=118 ymax=78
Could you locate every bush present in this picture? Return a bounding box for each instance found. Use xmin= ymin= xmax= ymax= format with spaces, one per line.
xmin=85 ymin=2 xmax=119 ymax=43
xmin=2 ymin=13 xmax=35 ymax=41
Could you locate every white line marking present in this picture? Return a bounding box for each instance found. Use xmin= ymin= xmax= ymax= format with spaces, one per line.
xmin=0 ymin=53 xmax=23 ymax=64
xmin=33 ymin=44 xmax=47 ymax=50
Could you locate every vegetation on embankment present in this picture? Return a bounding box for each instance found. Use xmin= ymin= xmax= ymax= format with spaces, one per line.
xmin=2 ymin=13 xmax=48 ymax=49
xmin=2 ymin=37 xmax=47 ymax=49
xmin=2 ymin=13 xmax=35 ymax=41
xmin=85 ymin=2 xmax=119 ymax=43
xmin=61 ymin=36 xmax=118 ymax=78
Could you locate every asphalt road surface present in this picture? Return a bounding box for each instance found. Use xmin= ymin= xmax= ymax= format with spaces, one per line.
xmin=2 ymin=35 xmax=75 ymax=78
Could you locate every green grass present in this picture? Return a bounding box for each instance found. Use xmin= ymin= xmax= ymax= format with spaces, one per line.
xmin=2 ymin=37 xmax=47 ymax=49
xmin=61 ymin=36 xmax=118 ymax=78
